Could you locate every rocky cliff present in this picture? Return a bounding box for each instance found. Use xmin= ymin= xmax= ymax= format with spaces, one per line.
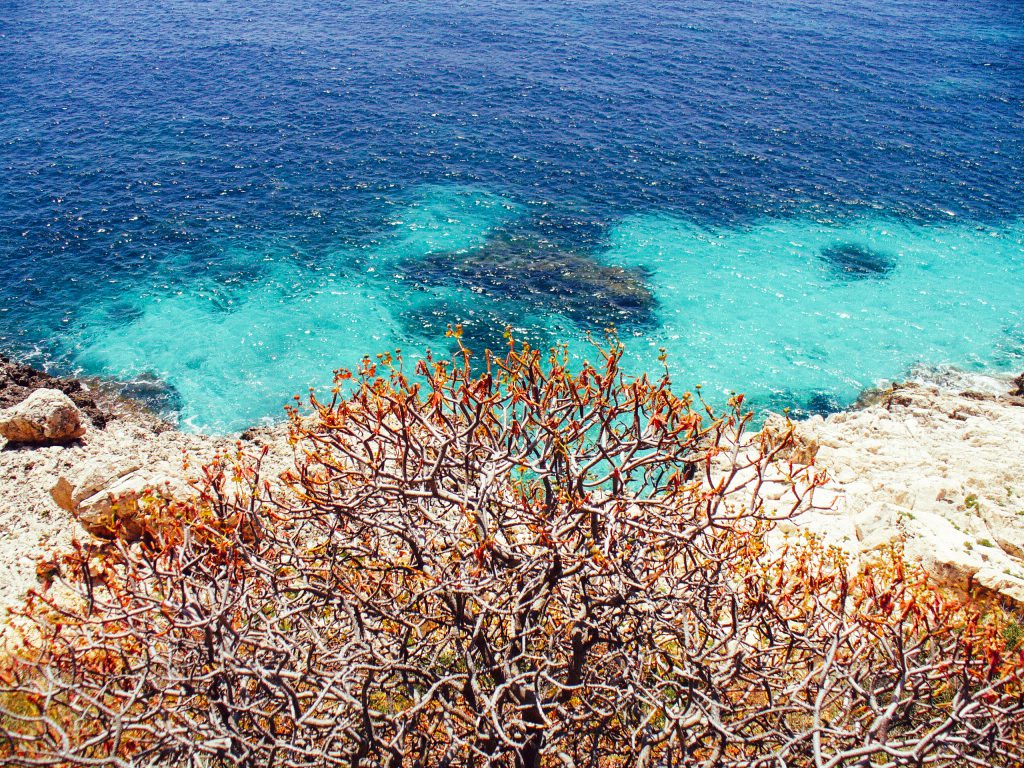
xmin=771 ymin=371 xmax=1024 ymax=606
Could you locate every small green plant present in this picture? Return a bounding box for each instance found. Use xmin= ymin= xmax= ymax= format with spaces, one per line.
xmin=1005 ymin=619 xmax=1024 ymax=652
xmin=978 ymin=538 xmax=995 ymax=548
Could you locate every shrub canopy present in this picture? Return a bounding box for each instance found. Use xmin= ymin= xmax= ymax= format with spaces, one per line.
xmin=2 ymin=338 xmax=1022 ymax=767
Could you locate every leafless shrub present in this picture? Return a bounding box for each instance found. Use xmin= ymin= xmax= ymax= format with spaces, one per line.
xmin=2 ymin=337 xmax=1021 ymax=767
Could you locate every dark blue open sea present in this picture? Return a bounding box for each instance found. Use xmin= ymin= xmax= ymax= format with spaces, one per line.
xmin=2 ymin=0 xmax=1022 ymax=431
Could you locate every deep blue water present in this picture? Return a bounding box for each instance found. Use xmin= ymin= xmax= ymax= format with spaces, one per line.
xmin=1 ymin=0 xmax=1023 ymax=431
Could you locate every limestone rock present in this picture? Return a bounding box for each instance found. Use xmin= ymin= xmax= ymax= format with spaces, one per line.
xmin=75 ymin=470 xmax=187 ymax=540
xmin=0 ymin=389 xmax=86 ymax=444
xmin=783 ymin=376 xmax=1024 ymax=601
xmin=993 ymin=528 xmax=1024 ymax=560
xmin=56 ymin=457 xmax=142 ymax=510
xmin=762 ymin=413 xmax=820 ymax=464
xmin=51 ymin=458 xmax=187 ymax=541
xmin=852 ymin=502 xmax=902 ymax=552
xmin=50 ymin=477 xmax=74 ymax=512
xmin=974 ymin=567 xmax=1024 ymax=607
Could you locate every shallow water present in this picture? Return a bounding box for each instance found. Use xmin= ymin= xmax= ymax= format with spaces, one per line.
xmin=2 ymin=1 xmax=1022 ymax=431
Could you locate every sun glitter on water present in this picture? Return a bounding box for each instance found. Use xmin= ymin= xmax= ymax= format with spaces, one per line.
xmin=65 ymin=185 xmax=1024 ymax=432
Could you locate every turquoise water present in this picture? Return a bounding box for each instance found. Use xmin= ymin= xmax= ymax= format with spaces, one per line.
xmin=605 ymin=213 xmax=1024 ymax=412
xmin=2 ymin=1 xmax=1022 ymax=431
xmin=68 ymin=185 xmax=1024 ymax=430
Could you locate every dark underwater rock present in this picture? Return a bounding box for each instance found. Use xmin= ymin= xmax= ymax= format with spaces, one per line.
xmin=803 ymin=391 xmax=844 ymax=416
xmin=116 ymin=373 xmax=184 ymax=417
xmin=819 ymin=243 xmax=896 ymax=281
xmin=761 ymin=390 xmax=845 ymax=420
xmin=0 ymin=355 xmax=107 ymax=428
xmin=400 ymin=303 xmax=553 ymax=358
xmin=400 ymin=234 xmax=657 ymax=331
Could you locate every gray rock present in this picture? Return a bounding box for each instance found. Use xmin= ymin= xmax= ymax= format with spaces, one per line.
xmin=0 ymin=388 xmax=86 ymax=444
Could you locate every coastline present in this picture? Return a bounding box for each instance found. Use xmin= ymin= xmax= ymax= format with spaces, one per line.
xmin=0 ymin=357 xmax=293 ymax=612
xmin=2 ymin=357 xmax=1023 ymax=615
xmin=774 ymin=371 xmax=1024 ymax=606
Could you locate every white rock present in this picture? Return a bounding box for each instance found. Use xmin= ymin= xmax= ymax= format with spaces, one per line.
xmin=852 ymin=502 xmax=902 ymax=552
xmin=51 ymin=458 xmax=190 ymax=541
xmin=780 ymin=379 xmax=1024 ymax=599
xmin=993 ymin=528 xmax=1024 ymax=560
xmin=974 ymin=568 xmax=1024 ymax=607
xmin=0 ymin=389 xmax=86 ymax=444
xmin=52 ymin=457 xmax=143 ymax=511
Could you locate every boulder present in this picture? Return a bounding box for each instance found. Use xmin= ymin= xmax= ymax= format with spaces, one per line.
xmin=50 ymin=457 xmax=142 ymax=512
xmin=51 ymin=458 xmax=188 ymax=540
xmin=0 ymin=388 xmax=86 ymax=444
xmin=0 ymin=354 xmax=107 ymax=427
xmin=75 ymin=471 xmax=187 ymax=540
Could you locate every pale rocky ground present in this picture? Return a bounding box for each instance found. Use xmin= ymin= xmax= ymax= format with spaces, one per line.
xmin=0 ymin=381 xmax=293 ymax=615
xmin=1 ymin=363 xmax=1023 ymax=616
xmin=766 ymin=370 xmax=1024 ymax=606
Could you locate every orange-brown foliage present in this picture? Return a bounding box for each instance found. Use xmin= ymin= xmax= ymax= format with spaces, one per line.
xmin=1 ymin=338 xmax=1022 ymax=767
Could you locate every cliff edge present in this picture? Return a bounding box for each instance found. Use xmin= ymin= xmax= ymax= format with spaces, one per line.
xmin=775 ymin=372 xmax=1024 ymax=606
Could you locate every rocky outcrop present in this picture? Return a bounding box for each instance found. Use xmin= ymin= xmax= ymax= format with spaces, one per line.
xmin=0 ymin=388 xmax=229 ymax=611
xmin=0 ymin=354 xmax=107 ymax=427
xmin=777 ymin=377 xmax=1024 ymax=608
xmin=761 ymin=413 xmax=820 ymax=464
xmin=51 ymin=458 xmax=189 ymax=540
xmin=0 ymin=360 xmax=295 ymax=613
xmin=0 ymin=389 xmax=86 ymax=443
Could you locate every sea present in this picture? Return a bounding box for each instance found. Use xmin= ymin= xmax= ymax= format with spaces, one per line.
xmin=1 ymin=0 xmax=1022 ymax=432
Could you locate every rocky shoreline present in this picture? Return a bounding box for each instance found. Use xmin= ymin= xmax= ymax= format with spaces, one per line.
xmin=1 ymin=357 xmax=1023 ymax=614
xmin=0 ymin=357 xmax=291 ymax=611
xmin=777 ymin=371 xmax=1024 ymax=607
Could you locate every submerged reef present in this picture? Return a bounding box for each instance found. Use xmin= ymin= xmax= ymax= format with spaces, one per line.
xmin=818 ymin=243 xmax=897 ymax=280
xmin=115 ymin=373 xmax=184 ymax=417
xmin=400 ymin=303 xmax=554 ymax=359
xmin=398 ymin=233 xmax=657 ymax=334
